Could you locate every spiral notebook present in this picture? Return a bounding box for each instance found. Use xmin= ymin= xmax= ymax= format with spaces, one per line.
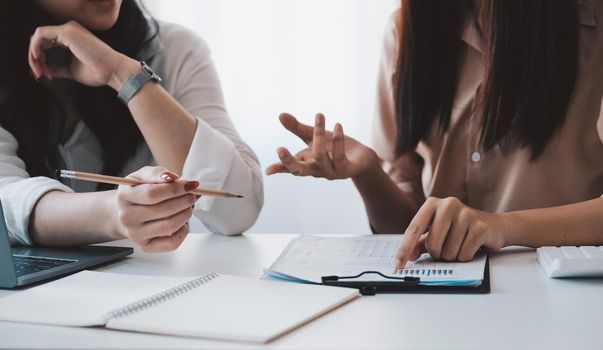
xmin=0 ymin=270 xmax=358 ymax=343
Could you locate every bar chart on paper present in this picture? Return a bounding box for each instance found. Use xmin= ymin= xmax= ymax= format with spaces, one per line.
xmin=264 ymin=235 xmax=487 ymax=286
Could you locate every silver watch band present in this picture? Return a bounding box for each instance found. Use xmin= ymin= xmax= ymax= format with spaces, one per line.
xmin=117 ymin=61 xmax=161 ymax=104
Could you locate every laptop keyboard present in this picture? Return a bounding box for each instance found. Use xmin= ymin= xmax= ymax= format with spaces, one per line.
xmin=12 ymin=255 xmax=76 ymax=276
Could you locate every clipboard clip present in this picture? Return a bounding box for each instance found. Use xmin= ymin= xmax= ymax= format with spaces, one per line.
xmin=321 ymin=271 xmax=420 ymax=296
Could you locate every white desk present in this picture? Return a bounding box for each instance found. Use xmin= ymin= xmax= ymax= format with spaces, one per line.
xmin=1 ymin=233 xmax=602 ymax=349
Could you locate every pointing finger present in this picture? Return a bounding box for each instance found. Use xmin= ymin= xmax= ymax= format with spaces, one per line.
xmin=395 ymin=198 xmax=438 ymax=268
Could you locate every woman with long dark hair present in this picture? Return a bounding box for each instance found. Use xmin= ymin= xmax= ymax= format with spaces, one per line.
xmin=0 ymin=0 xmax=263 ymax=252
xmin=268 ymin=0 xmax=602 ymax=266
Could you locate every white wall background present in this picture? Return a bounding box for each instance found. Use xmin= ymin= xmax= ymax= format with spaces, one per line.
xmin=143 ymin=0 xmax=399 ymax=234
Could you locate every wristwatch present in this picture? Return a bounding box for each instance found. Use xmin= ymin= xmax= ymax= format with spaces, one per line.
xmin=117 ymin=61 xmax=162 ymax=104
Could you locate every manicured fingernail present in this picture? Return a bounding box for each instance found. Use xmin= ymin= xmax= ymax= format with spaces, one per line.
xmin=184 ymin=180 xmax=199 ymax=192
xmin=160 ymin=171 xmax=178 ymax=181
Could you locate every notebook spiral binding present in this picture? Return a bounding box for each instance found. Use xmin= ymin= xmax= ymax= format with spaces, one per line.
xmin=104 ymin=272 xmax=220 ymax=321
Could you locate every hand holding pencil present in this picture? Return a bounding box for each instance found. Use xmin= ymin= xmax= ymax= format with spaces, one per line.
xmin=56 ymin=166 xmax=242 ymax=253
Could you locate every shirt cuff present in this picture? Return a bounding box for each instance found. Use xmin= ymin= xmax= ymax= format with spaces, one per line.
xmin=181 ymin=118 xmax=237 ymax=212
xmin=1 ymin=177 xmax=73 ymax=246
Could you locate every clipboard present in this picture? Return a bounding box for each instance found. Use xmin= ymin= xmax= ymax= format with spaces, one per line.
xmin=321 ymin=254 xmax=490 ymax=295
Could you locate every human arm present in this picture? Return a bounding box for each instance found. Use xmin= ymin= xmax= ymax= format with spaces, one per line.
xmin=266 ymin=113 xmax=420 ymax=234
xmin=266 ymin=10 xmax=424 ymax=233
xmin=29 ymin=166 xmax=200 ymax=252
xmin=394 ymin=196 xmax=603 ymax=268
xmin=157 ymin=24 xmax=263 ymax=235
xmin=0 ymin=121 xmax=198 ymax=251
xmin=28 ymin=21 xmax=263 ymax=235
xmin=28 ymin=20 xmax=195 ymax=175
xmin=352 ymin=163 xmax=420 ymax=234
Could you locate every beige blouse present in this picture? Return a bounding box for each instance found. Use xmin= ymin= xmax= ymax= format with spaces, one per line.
xmin=372 ymin=1 xmax=603 ymax=213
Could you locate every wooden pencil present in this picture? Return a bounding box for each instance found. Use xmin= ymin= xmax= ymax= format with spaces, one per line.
xmin=56 ymin=170 xmax=243 ymax=198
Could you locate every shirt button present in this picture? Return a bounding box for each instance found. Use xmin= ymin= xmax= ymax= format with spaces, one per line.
xmin=471 ymin=151 xmax=482 ymax=163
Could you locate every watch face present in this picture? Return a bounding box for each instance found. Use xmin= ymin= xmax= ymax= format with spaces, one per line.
xmin=141 ymin=61 xmax=162 ymax=82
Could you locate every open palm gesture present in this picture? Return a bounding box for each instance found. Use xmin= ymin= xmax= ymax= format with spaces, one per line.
xmin=266 ymin=113 xmax=379 ymax=180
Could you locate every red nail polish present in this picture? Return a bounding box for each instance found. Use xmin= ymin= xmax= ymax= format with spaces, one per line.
xmin=184 ymin=181 xmax=199 ymax=192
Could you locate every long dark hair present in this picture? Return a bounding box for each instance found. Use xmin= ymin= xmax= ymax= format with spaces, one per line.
xmin=395 ymin=0 xmax=579 ymax=159
xmin=0 ymin=0 xmax=159 ymax=185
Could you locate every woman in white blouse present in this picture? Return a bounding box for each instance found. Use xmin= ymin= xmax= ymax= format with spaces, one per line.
xmin=0 ymin=0 xmax=263 ymax=252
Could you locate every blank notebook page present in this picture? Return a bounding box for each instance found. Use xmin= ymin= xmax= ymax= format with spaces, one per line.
xmin=0 ymin=271 xmax=191 ymax=326
xmin=106 ymin=274 xmax=358 ymax=343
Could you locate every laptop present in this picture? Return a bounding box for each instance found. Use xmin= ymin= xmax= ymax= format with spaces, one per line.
xmin=0 ymin=201 xmax=133 ymax=289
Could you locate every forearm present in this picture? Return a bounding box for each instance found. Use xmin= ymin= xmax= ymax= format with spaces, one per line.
xmin=503 ymin=198 xmax=603 ymax=247
xmin=352 ymin=165 xmax=421 ymax=234
xmin=29 ymin=190 xmax=121 ymax=247
xmin=110 ymin=58 xmax=197 ymax=175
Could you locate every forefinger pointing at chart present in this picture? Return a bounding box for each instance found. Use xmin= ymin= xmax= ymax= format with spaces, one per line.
xmin=394 ymin=197 xmax=507 ymax=269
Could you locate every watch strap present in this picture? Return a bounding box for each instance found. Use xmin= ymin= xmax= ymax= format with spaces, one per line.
xmin=117 ymin=61 xmax=161 ymax=104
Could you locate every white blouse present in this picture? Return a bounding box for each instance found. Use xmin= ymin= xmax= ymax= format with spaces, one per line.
xmin=1 ymin=21 xmax=264 ymax=245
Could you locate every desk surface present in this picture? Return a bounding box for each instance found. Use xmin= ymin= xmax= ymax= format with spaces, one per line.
xmin=1 ymin=233 xmax=602 ymax=350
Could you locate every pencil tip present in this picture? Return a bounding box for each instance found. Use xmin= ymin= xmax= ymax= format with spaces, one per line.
xmin=54 ymin=169 xmax=61 ymax=178
xmin=236 ymin=195 xmax=244 ymax=198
